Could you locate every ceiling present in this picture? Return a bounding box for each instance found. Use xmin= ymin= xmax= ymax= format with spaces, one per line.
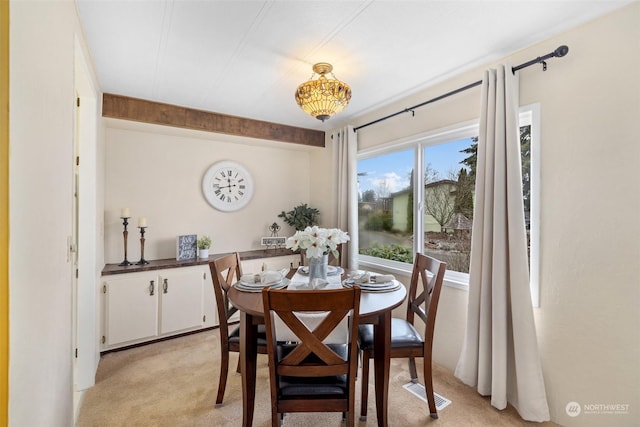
xmin=76 ymin=0 xmax=630 ymax=131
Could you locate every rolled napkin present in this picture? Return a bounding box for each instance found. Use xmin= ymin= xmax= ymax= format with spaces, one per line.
xmin=240 ymin=273 xmax=261 ymax=284
xmin=240 ymin=270 xmax=285 ymax=285
xmin=351 ymin=272 xmax=371 ymax=284
xmin=261 ymin=270 xmax=284 ymax=286
xmin=371 ymin=274 xmax=396 ymax=284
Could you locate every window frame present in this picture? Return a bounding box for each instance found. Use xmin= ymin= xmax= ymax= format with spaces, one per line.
xmin=356 ymin=103 xmax=540 ymax=306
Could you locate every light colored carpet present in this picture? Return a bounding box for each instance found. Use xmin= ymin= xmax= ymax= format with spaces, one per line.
xmin=77 ymin=329 xmax=557 ymax=426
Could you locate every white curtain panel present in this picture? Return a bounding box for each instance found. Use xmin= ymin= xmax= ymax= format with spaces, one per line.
xmin=454 ymin=66 xmax=550 ymax=422
xmin=332 ymin=126 xmax=358 ymax=270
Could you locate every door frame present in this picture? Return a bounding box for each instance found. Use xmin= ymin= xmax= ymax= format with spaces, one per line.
xmin=1 ymin=1 xmax=10 ymax=424
xmin=73 ymin=35 xmax=99 ymax=416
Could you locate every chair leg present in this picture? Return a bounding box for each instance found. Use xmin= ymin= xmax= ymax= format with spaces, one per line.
xmin=215 ymin=349 xmax=229 ymax=405
xmin=346 ymin=409 xmax=354 ymax=426
xmin=423 ymin=353 xmax=438 ymax=419
xmin=359 ymin=351 xmax=370 ymax=421
xmin=408 ymin=356 xmax=418 ymax=382
xmin=235 ymin=354 xmax=241 ymax=374
xmin=272 ymin=410 xmax=282 ymax=426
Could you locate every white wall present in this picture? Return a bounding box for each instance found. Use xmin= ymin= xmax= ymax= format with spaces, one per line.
xmin=103 ymin=120 xmax=333 ymax=263
xmin=352 ymin=4 xmax=640 ymax=426
xmin=9 ymin=1 xmax=102 ymax=425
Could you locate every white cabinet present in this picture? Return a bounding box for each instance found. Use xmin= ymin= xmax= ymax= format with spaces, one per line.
xmin=103 ymin=272 xmax=159 ymax=347
xmin=101 ymin=252 xmax=299 ymax=350
xmin=102 ymin=267 xmax=208 ymax=350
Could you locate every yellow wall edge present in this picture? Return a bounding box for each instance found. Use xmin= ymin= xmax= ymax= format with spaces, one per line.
xmin=0 ymin=0 xmax=9 ymax=425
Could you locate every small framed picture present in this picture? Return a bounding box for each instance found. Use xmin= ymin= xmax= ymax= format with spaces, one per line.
xmin=176 ymin=234 xmax=197 ymax=260
xmin=261 ymin=236 xmax=286 ymax=247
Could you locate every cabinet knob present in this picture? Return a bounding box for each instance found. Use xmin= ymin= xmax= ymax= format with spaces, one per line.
xmin=163 ymin=278 xmax=168 ymax=294
xmin=149 ymin=280 xmax=155 ymax=296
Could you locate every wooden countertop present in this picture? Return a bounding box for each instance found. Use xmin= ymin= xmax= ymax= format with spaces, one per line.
xmin=102 ymin=248 xmax=298 ymax=276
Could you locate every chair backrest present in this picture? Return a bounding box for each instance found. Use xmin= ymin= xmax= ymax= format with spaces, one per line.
xmin=209 ymin=253 xmax=243 ymax=335
xmin=406 ymin=253 xmax=447 ymax=345
xmin=262 ymin=286 xmax=361 ymax=382
xmin=299 ymin=243 xmax=343 ymax=267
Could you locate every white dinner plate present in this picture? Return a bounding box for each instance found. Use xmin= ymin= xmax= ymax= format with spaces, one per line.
xmin=239 ymin=279 xmax=282 ymax=288
xmin=342 ymin=281 xmax=401 ymax=293
xmin=235 ymin=280 xmax=289 ymax=292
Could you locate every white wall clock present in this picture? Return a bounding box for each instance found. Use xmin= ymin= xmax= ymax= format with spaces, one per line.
xmin=202 ymin=160 xmax=254 ymax=212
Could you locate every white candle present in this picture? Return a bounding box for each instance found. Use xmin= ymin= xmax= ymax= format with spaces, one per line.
xmin=138 ymin=217 xmax=147 ymax=227
xmin=121 ymin=208 xmax=130 ymax=218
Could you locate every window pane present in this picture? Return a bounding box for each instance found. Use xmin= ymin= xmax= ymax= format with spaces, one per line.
xmin=424 ymin=138 xmax=475 ymax=273
xmin=357 ymin=149 xmax=414 ymax=263
xmin=520 ymin=124 xmax=532 ymax=259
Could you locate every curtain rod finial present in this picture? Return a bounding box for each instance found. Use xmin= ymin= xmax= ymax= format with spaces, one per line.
xmin=554 ymin=45 xmax=569 ymax=57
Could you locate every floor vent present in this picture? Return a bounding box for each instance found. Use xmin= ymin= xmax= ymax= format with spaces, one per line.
xmin=403 ymin=382 xmax=452 ymax=411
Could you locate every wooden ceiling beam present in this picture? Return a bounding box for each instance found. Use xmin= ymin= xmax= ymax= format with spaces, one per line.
xmin=102 ymin=94 xmax=325 ymax=147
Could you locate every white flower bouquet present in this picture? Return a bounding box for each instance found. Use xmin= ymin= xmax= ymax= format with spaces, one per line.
xmin=285 ymin=226 xmax=350 ymax=259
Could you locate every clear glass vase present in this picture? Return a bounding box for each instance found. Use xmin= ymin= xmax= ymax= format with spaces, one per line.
xmin=308 ymin=254 xmax=329 ymax=282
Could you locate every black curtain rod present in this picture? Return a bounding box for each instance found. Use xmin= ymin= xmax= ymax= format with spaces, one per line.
xmin=353 ymin=45 xmax=569 ymax=132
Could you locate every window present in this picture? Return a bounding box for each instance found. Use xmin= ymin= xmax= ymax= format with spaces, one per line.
xmin=358 ymin=149 xmax=415 ymax=264
xmin=423 ymin=137 xmax=475 ymax=274
xmin=357 ymin=104 xmax=540 ymax=304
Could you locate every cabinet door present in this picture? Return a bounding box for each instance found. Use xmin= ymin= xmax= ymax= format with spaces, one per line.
xmin=202 ymin=269 xmax=218 ymax=328
xmin=104 ymin=274 xmax=158 ymax=346
xmin=158 ymin=269 xmax=204 ymax=334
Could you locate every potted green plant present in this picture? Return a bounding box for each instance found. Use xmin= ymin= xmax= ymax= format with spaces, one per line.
xmin=278 ymin=203 xmax=320 ymax=231
xmin=197 ymin=235 xmax=212 ymax=259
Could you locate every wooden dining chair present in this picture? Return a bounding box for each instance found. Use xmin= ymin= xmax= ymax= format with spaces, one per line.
xmin=209 ymin=252 xmax=268 ymax=406
xmin=262 ymin=286 xmax=361 ymax=426
xmin=358 ymin=253 xmax=447 ymax=420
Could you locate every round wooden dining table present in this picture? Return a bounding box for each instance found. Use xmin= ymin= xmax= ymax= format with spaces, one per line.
xmin=228 ymin=270 xmax=407 ymax=427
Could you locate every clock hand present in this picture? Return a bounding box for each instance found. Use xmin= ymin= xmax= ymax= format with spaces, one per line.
xmin=216 ymin=183 xmax=237 ymax=192
xmin=217 ymin=178 xmax=237 ymax=190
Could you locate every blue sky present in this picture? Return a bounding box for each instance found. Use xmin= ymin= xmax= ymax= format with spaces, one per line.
xmin=357 ymin=137 xmax=474 ymax=196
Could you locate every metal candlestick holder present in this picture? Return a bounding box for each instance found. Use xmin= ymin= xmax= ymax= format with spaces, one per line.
xmin=136 ymin=226 xmax=149 ymax=265
xmin=118 ymin=217 xmax=132 ymax=266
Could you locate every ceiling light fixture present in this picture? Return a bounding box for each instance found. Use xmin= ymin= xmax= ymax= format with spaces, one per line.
xmin=295 ymin=62 xmax=352 ymax=122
